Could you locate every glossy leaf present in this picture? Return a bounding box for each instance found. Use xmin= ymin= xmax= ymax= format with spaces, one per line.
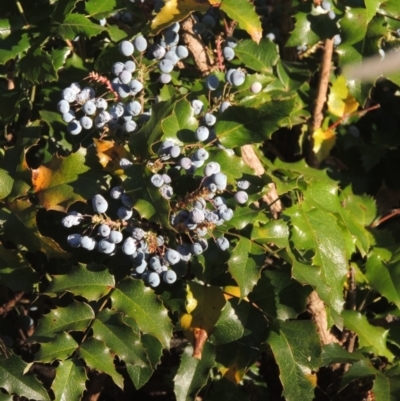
xmin=311 ymin=128 xmax=336 ymax=163
xmin=215 ymin=96 xmax=297 ymax=148
xmin=267 ymin=320 xmax=321 ymax=401
xmin=161 ymin=97 xmax=198 ymax=144
xmin=251 ymin=219 xmax=289 ymax=248
xmin=19 ymin=48 xmax=57 ymax=83
xmin=0 ymin=168 xmax=13 ymax=199
xmin=327 ymin=75 xmax=359 ymax=117
xmin=0 ymin=351 xmax=50 ymax=401
xmin=46 ymin=264 xmax=115 ymax=301
xmin=53 ymin=359 xmax=87 ymax=401
xmin=111 ymin=278 xmax=173 ymax=348
xmin=174 ymin=343 xmax=216 ymax=401
xmin=150 ymin=0 xmax=210 ymax=34
xmin=220 ymin=0 xmax=262 ymax=43
xmin=57 ymin=13 xmax=106 ymax=39
xmin=249 ymin=267 xmax=312 ymax=320
xmin=287 ymin=207 xmax=348 ymax=321
xmin=321 ymin=343 xmax=367 ymax=366
xmin=85 ymin=0 xmax=117 ymax=19
xmin=79 ymin=337 xmax=124 ymax=389
xmin=123 ymin=164 xmax=171 ymax=227
xmin=235 ymin=39 xmax=279 ymax=73
xmin=32 ymin=301 xmax=95 ymax=342
xmin=32 ymin=147 xmax=107 ymax=212
xmin=365 ymin=252 xmax=400 ymax=309
xmin=342 ymin=310 xmax=393 ymax=361
xmin=35 ymin=332 xmax=78 ymax=363
xmin=227 ymin=237 xmax=265 ymax=298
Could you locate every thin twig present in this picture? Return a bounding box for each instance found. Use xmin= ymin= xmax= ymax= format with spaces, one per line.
xmin=0 ymin=292 xmax=24 ymax=317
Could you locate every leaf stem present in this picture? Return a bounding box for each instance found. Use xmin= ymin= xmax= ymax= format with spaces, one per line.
xmin=15 ymin=0 xmax=29 ymax=27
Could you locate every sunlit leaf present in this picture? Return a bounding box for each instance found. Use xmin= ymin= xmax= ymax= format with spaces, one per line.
xmin=327 ymin=75 xmax=359 ymax=117
xmin=312 ymin=128 xmax=336 ymax=163
xmin=53 ymin=359 xmax=87 ymax=401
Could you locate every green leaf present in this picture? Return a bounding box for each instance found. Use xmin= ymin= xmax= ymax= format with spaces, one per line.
xmin=51 ymin=47 xmax=71 ymax=71
xmin=0 ymin=203 xmax=69 ymax=260
xmin=249 ymin=267 xmax=312 ymax=320
xmin=340 ymin=359 xmax=400 ymax=401
xmin=342 ymin=310 xmax=394 ymax=361
xmin=174 ymin=343 xmax=216 ymax=401
xmin=123 ymin=164 xmax=171 ymax=226
xmin=365 ymin=252 xmax=400 ymax=309
xmin=35 ymin=332 xmax=78 ymax=363
xmin=215 ymin=96 xmax=297 ymax=148
xmin=57 ymin=13 xmax=106 ymax=40
xmin=251 ymin=219 xmax=289 ymax=248
xmin=111 ymin=278 xmax=173 ymax=348
xmin=220 ymin=0 xmax=262 ymax=43
xmin=32 ymin=301 xmax=95 ymax=342
xmin=85 ymin=0 xmax=117 ymax=19
xmin=51 ymin=0 xmax=78 ymax=24
xmin=92 ymin=310 xmax=150 ymax=368
xmin=0 ymin=351 xmax=50 ymax=401
xmin=79 ymin=337 xmax=124 ymax=389
xmin=321 ymin=343 xmax=366 ymax=366
xmin=0 ymin=168 xmax=13 ymax=199
xmin=129 ymin=96 xmax=178 ymax=158
xmin=235 ymin=39 xmax=279 ymax=73
xmin=0 ymin=245 xmax=37 ymax=292
xmin=287 ymin=207 xmax=348 ymax=320
xmin=227 ymin=237 xmax=265 ymax=298
xmin=53 ymin=359 xmax=87 ymax=401
xmin=205 ymin=377 xmax=250 ymax=401
xmin=46 ymin=264 xmax=115 ymax=301
xmin=213 ymin=297 xmax=268 ymax=346
xmin=0 ymin=31 xmax=30 ymax=64
xmin=32 ymin=147 xmax=107 ymax=212
xmin=161 ymin=97 xmax=198 ymax=144
xmin=339 ymin=187 xmax=376 ymax=226
xmin=287 ymin=3 xmax=338 ymax=47
xmin=19 ymin=48 xmax=58 ymax=83
xmin=267 ymin=320 xmax=321 ymax=401
xmin=0 ymin=392 xmax=13 ymax=401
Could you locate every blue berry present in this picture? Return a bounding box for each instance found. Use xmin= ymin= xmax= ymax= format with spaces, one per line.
xmin=126 ymin=101 xmax=142 ymax=116
xmin=231 ymin=70 xmax=246 ymax=86
xmin=92 ymin=194 xmax=108 ymax=213
xmin=109 ymin=231 xmax=123 ymax=244
xmin=62 ymin=87 xmax=76 ymax=103
xmin=57 ymin=100 xmax=70 ymax=113
xmin=165 ymin=249 xmax=180 ymax=265
xmin=176 ymin=45 xmax=189 ymax=59
xmin=250 ymin=82 xmax=262 ymax=93
xmin=223 ymin=47 xmax=235 ymax=61
xmin=119 ymin=40 xmax=134 ymax=56
xmin=234 ymin=190 xmax=248 ymax=204
xmin=147 ymin=272 xmax=161 ymax=287
xmin=163 ymin=270 xmax=177 ymax=284
xmin=122 ymin=237 xmax=137 ymax=255
xmin=98 ymin=224 xmax=111 ymax=237
xmin=191 ymin=242 xmax=203 ymax=255
xmin=81 ymin=236 xmax=96 ymax=250
xmin=130 ymin=79 xmax=143 ymax=94
xmin=67 ymin=234 xmax=81 ymax=247
xmin=151 ymin=174 xmax=164 ymax=188
xmin=159 ymin=73 xmax=172 ymax=84
xmin=225 ymin=37 xmax=238 ymax=48
xmin=83 ymin=100 xmax=96 ymax=115
xmin=119 ymin=70 xmax=132 ymax=84
xmin=68 ymin=120 xmax=82 ymax=135
xmin=124 ymin=60 xmax=136 ymax=73
xmin=206 ymin=75 xmax=219 ymax=91
xmin=216 ymin=237 xmax=229 ymax=251
xmin=117 ymin=206 xmax=133 ymax=220
xmin=97 ymin=239 xmax=115 ymax=254
xmin=191 ymin=99 xmax=204 ymax=115
xmin=134 ymin=35 xmax=147 ymax=52
xmin=112 ymin=62 xmax=125 ymax=76
xmin=195 ymin=126 xmax=209 ymax=141
xmin=80 ymin=116 xmax=93 ymax=130
xmin=159 ymin=59 xmax=174 ymax=73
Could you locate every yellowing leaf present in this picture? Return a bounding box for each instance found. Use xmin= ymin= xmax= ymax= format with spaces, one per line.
xmin=219 ymin=363 xmax=245 ymax=384
xmin=150 ymin=0 xmax=212 ymax=35
xmin=93 ymin=138 xmax=132 ymax=174
xmin=180 ymin=282 xmax=225 ymax=359
xmin=312 ymin=128 xmax=336 ymax=163
xmin=328 ymin=75 xmax=359 ymax=117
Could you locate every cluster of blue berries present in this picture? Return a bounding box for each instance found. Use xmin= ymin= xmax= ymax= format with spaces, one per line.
xmin=63 ymin=189 xmax=182 ymax=287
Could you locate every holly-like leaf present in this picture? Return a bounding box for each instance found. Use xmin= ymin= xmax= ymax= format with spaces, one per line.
xmin=365 ymin=252 xmax=400 ymax=309
xmin=215 ymin=96 xmax=297 ymax=148
xmin=161 ymin=97 xmax=198 ymax=144
xmin=227 ymin=237 xmax=265 ymax=299
xmin=31 ymin=301 xmax=95 ymax=342
xmin=92 ymin=310 xmax=150 ymax=368
xmin=46 ymin=264 xmax=115 ymax=301
xmin=343 ymin=310 xmax=394 ymax=361
xmin=0 ymin=168 xmax=13 ymax=199
xmin=251 ymin=219 xmax=289 ymax=248
xmin=111 ymin=278 xmax=173 ymax=348
xmin=0 ymin=351 xmax=50 ymax=401
xmin=249 ymin=267 xmax=312 ymax=320
xmin=51 ymin=47 xmax=72 ymax=71
xmin=180 ymin=282 xmax=226 ymax=358
xmin=150 ymin=0 xmax=210 ymax=35
xmin=235 ymin=39 xmax=279 ymax=73
xmin=51 ymin=0 xmax=78 ymax=24
xmin=85 ymin=0 xmax=117 ymax=19
xmin=52 ymin=359 xmax=87 ymax=401
xmin=311 ymin=128 xmax=336 ymax=163
xmin=173 ymin=343 xmax=216 ymax=401
xmin=123 ymin=164 xmax=171 ymax=226
xmin=32 ymin=147 xmax=107 ymax=212
xmin=0 ymin=244 xmax=37 ymax=292
xmin=57 ymin=13 xmax=106 ymax=39
xmin=287 ymin=207 xmax=348 ymax=322
xmin=1 ymin=202 xmax=69 ymax=260
xmin=35 ymin=332 xmax=78 ymax=363
xmin=267 ymin=320 xmax=321 ymax=401
xmin=219 ymin=0 xmax=262 ymax=43
xmin=79 ymin=337 xmax=124 ymax=389
xmin=19 ymin=48 xmax=58 ymax=83
xmin=321 ymin=343 xmax=366 ymax=366
xmin=327 ymin=75 xmax=359 ymax=117
xmin=0 ymin=30 xmax=30 ymax=64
